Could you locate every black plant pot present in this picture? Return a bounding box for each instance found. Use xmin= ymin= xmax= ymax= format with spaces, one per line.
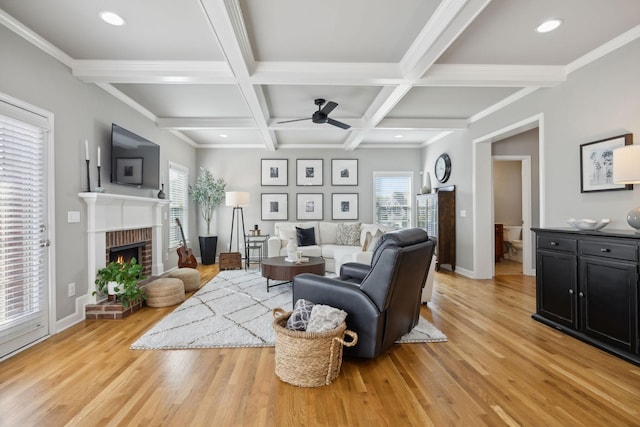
xmin=199 ymin=236 xmax=218 ymax=265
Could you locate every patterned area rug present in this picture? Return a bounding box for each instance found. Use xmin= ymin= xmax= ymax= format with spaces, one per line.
xmin=131 ymin=269 xmax=447 ymax=350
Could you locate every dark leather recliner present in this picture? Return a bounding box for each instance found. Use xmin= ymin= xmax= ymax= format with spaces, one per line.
xmin=292 ymin=228 xmax=436 ymax=358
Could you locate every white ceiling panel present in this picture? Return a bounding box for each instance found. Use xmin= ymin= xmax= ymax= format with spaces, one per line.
xmin=437 ymin=0 xmax=640 ymax=65
xmin=239 ymin=0 xmax=441 ymax=62
xmin=112 ymin=84 xmax=251 ymax=117
xmin=264 ymin=85 xmax=382 ymax=118
xmin=388 ymin=87 xmax=521 ymax=119
xmin=2 ymin=0 xmax=638 ymax=151
xmin=0 ymin=0 xmax=224 ymax=60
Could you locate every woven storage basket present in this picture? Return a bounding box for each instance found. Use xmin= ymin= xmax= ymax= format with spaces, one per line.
xmin=272 ymin=308 xmax=358 ymax=387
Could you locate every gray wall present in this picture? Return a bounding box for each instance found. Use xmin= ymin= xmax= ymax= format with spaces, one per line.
xmin=422 ymin=38 xmax=640 ymax=275
xmin=196 ymin=148 xmax=423 ymax=254
xmin=493 ymin=161 xmax=522 ymax=226
xmin=1 ymin=25 xmax=197 ymax=321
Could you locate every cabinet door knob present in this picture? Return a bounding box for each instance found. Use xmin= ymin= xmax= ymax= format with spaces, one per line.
xmin=568 ymin=289 xmax=574 ymax=295
xmin=550 ymin=242 xmax=558 ymax=246
xmin=578 ymin=292 xmax=584 ymax=297
xmin=600 ymin=248 xmax=610 ymax=252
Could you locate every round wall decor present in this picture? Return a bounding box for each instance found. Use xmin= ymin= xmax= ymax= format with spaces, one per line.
xmin=434 ymin=153 xmax=451 ymax=183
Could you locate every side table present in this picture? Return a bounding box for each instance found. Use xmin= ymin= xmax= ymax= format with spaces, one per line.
xmin=245 ymin=234 xmax=269 ymax=270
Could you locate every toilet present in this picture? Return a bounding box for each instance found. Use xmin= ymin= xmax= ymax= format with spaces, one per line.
xmin=503 ymin=225 xmax=523 ymax=262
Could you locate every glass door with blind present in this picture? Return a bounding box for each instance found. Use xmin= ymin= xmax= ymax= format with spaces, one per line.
xmin=0 ymin=98 xmax=51 ymax=359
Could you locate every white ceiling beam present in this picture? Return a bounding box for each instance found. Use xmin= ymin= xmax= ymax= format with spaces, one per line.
xmin=72 ymin=60 xmax=235 ymax=84
xmin=418 ymin=64 xmax=566 ymax=87
xmin=199 ymin=0 xmax=276 ymax=151
xmin=251 ymin=62 xmax=403 ymax=86
xmin=157 ymin=117 xmax=256 ymax=130
xmin=400 ymin=0 xmax=492 ymax=80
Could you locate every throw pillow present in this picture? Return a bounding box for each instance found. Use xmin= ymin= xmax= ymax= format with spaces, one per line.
xmin=366 ymin=229 xmax=384 ymax=252
xmin=278 ymin=227 xmax=297 ymax=248
xmin=306 ymin=304 xmax=348 ymax=333
xmin=361 ymin=231 xmax=372 ymax=251
xmin=286 ymin=299 xmax=315 ymax=331
xmin=335 ymin=222 xmax=361 ymax=246
xmin=296 ymin=226 xmax=316 ymax=246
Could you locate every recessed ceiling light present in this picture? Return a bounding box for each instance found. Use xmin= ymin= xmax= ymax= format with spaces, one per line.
xmin=395 ymin=134 xmax=404 ymax=139
xmin=99 ymin=11 xmax=125 ymax=26
xmin=536 ymin=18 xmax=563 ymax=33
xmin=219 ymin=134 xmax=229 ymax=138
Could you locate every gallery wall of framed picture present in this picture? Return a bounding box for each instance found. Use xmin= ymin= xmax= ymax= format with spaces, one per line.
xmin=260 ymin=157 xmax=359 ymax=220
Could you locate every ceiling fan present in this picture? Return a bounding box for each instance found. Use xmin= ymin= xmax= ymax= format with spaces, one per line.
xmin=278 ymin=98 xmax=351 ymax=129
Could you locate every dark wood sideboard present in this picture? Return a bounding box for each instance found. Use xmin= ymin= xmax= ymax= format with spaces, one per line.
xmin=532 ymin=227 xmax=639 ymax=366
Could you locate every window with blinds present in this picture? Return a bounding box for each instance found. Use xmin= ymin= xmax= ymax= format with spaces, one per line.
xmin=374 ymin=171 xmax=413 ymax=228
xmin=169 ymin=162 xmax=189 ymax=248
xmin=0 ymin=107 xmax=49 ymax=355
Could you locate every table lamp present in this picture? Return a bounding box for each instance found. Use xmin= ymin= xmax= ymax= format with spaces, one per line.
xmin=613 ymin=144 xmax=640 ymax=232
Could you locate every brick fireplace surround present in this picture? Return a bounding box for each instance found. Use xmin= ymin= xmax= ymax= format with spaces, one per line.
xmin=79 ymin=193 xmax=170 ymax=313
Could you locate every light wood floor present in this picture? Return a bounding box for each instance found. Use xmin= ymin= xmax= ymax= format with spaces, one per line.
xmin=1 ymin=265 xmax=639 ymax=426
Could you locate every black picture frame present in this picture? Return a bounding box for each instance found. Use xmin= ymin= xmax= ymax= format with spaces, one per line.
xmin=261 ymin=159 xmax=288 ymax=186
xmin=332 ymin=193 xmax=358 ymax=220
xmin=296 ymin=159 xmax=323 ymax=186
xmin=261 ymin=193 xmax=288 ymax=220
xmin=580 ymin=134 xmax=633 ymax=193
xmin=331 ymin=159 xmax=358 ymax=186
xmin=296 ymin=193 xmax=323 ymax=220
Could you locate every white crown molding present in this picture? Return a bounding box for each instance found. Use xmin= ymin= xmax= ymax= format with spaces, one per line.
xmin=419 ymin=64 xmax=566 ymax=87
xmin=0 ymin=10 xmax=74 ymax=68
xmin=469 ymin=87 xmax=539 ymax=124
xmin=168 ymin=130 xmax=198 ymax=148
xmin=72 ymin=60 xmax=235 ymax=84
xmin=421 ymin=131 xmax=455 ymax=147
xmin=157 ymin=117 xmax=256 ymax=130
xmin=357 ymin=143 xmax=424 ymax=149
xmin=566 ymin=24 xmax=640 ymax=75
xmin=94 ymin=83 xmax=157 ymax=122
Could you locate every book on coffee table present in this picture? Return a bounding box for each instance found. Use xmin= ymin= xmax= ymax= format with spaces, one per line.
xmin=285 ymin=256 xmax=309 ymax=263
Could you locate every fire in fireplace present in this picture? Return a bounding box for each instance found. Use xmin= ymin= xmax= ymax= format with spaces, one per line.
xmin=109 ymin=242 xmax=145 ymax=265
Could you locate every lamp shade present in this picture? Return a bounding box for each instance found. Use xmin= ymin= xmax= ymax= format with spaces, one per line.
xmin=225 ymin=191 xmax=250 ymax=207
xmin=613 ymin=145 xmax=640 ymax=184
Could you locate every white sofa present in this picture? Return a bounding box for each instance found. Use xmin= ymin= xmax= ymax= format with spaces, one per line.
xmin=267 ymin=221 xmax=393 ymax=273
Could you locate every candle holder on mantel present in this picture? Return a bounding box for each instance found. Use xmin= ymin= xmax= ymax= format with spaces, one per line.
xmin=85 ymin=159 xmax=91 ymax=192
xmin=95 ymin=165 xmax=105 ymax=193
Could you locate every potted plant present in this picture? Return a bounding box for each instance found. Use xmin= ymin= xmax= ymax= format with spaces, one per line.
xmin=189 ymin=167 xmax=227 ymax=265
xmin=94 ymin=257 xmax=146 ymax=309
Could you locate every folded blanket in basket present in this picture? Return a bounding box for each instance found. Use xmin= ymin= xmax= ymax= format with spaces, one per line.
xmin=286 ymin=299 xmax=347 ymax=333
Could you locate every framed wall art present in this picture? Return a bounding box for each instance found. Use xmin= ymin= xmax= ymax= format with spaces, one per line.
xmin=115 ymin=157 xmax=143 ymax=185
xmin=332 ymin=193 xmax=358 ymax=220
xmin=261 ymin=159 xmax=288 ymax=186
xmin=580 ymin=133 xmax=633 ymax=193
xmin=296 ymin=159 xmax=323 ymax=186
xmin=297 ymin=193 xmax=323 ymax=220
xmin=331 ymin=159 xmax=358 ymax=186
xmin=261 ymin=193 xmax=288 ymax=220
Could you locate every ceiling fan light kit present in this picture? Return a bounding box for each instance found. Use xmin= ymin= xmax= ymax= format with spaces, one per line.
xmin=278 ymin=98 xmax=351 ymax=129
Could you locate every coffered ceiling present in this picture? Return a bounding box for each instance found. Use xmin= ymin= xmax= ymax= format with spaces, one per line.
xmin=1 ymin=0 xmax=639 ymax=150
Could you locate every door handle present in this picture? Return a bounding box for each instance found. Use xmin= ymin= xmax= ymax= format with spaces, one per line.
xmin=600 ymin=248 xmax=610 ymax=252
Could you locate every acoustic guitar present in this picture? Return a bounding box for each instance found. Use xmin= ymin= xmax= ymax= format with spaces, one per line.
xmin=175 ymin=218 xmax=197 ymax=269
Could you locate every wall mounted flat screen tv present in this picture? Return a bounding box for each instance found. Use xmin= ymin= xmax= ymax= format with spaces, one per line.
xmin=110 ymin=123 xmax=160 ymax=190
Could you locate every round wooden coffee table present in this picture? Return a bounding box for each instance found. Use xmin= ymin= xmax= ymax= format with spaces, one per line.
xmin=261 ymin=256 xmax=325 ymax=292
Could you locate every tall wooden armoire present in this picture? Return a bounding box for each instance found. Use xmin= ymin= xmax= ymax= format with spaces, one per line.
xmin=416 ymin=185 xmax=456 ymax=271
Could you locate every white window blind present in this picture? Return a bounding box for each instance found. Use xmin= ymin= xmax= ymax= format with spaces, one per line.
xmin=374 ymin=172 xmax=413 ymax=228
xmin=0 ymin=112 xmax=47 ymax=337
xmin=169 ymin=162 xmax=189 ymax=248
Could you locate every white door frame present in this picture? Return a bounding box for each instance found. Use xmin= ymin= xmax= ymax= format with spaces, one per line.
xmin=492 ymin=155 xmax=533 ymax=276
xmin=472 ymin=113 xmax=545 ymax=279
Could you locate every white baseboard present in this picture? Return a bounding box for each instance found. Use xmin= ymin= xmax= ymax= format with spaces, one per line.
xmin=55 ymin=293 xmax=91 ymax=333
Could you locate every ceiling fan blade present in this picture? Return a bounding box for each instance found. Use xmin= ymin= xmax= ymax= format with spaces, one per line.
xmin=327 ymin=118 xmax=351 ymax=129
xmin=320 ymin=101 xmax=338 ymax=115
xmin=277 ymin=118 xmax=311 ymax=124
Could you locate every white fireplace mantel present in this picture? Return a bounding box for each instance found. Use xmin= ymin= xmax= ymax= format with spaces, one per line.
xmin=79 ymin=192 xmax=170 ymax=304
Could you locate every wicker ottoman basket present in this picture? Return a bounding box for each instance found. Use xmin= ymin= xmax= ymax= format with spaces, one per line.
xmin=146 ymin=278 xmax=185 ymax=308
xmin=272 ymin=308 xmax=358 ymax=387
xmin=168 ymin=268 xmax=200 ymax=292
